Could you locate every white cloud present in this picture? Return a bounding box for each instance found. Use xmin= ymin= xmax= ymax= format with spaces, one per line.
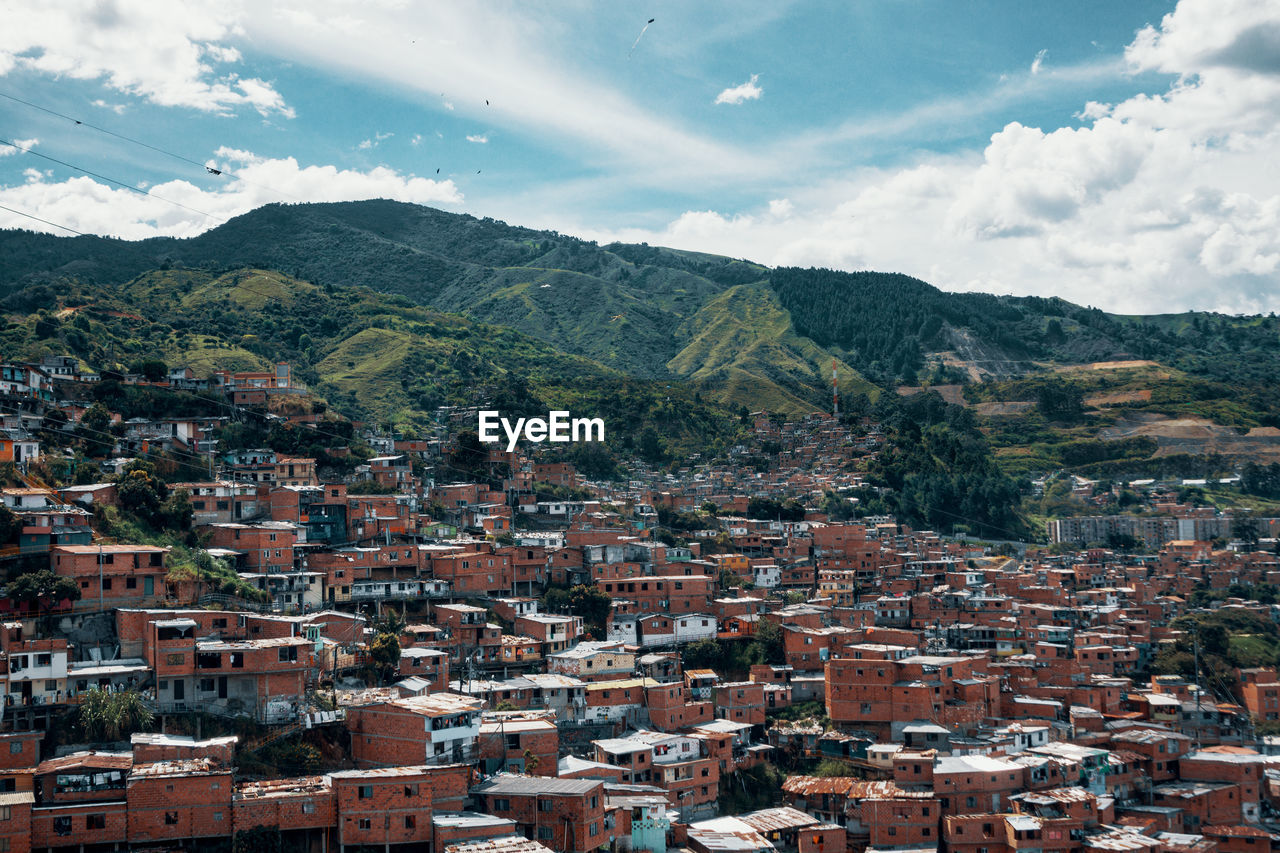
xmin=1031 ymin=49 xmax=1048 ymax=75
xmin=577 ymin=0 xmax=1280 ymax=314
xmin=357 ymin=131 xmax=394 ymax=150
xmin=714 ymin=73 xmax=762 ymax=105
xmin=248 ymin=3 xmax=765 ymax=182
xmin=466 ymin=134 xmax=488 ymax=144
xmin=411 ymin=134 xmax=423 ymax=146
xmin=0 ymin=138 xmax=38 ymax=156
xmin=0 ymin=1 xmax=293 ymax=117
xmin=91 ymin=99 xmax=128 ymax=114
xmin=0 ymin=148 xmax=462 ymax=239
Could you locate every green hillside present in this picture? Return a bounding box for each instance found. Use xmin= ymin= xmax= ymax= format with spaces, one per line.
xmin=2 ymin=198 xmax=1279 ymax=443
xmin=1 ymin=268 xmax=742 ymax=459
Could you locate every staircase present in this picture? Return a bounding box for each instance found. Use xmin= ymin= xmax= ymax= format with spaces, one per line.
xmin=241 ymin=720 xmax=306 ymax=755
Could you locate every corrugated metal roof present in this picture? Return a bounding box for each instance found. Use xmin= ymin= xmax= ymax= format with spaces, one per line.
xmin=473 ymin=773 xmax=603 ymax=796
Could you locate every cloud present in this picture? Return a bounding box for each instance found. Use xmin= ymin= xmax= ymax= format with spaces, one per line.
xmin=714 ymin=73 xmax=762 ymax=105
xmin=0 ymin=1 xmax=293 ymax=117
xmin=1126 ymin=0 xmax=1280 ymax=75
xmin=356 ymin=131 xmax=394 ymax=150
xmin=465 ymin=134 xmax=488 ymax=144
xmin=0 ymin=138 xmax=38 ymax=156
xmin=1031 ymin=49 xmax=1048 ymax=74
xmin=411 ymin=134 xmax=423 ymax=146
xmin=578 ymin=0 xmax=1280 ymax=314
xmin=91 ymin=99 xmax=127 ymax=114
xmin=248 ymin=3 xmax=766 ymax=182
xmin=0 ymin=148 xmax=462 ymax=239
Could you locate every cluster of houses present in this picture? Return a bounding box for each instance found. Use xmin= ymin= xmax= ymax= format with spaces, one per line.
xmin=2 ymin=357 xmax=1280 ymax=853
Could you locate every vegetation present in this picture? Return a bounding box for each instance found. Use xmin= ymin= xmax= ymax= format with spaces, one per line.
xmin=718 ymin=762 xmax=786 ymax=814
xmin=853 ymin=392 xmax=1027 ymax=539
xmin=1149 ymin=608 xmax=1280 ymax=692
xmin=78 ymin=688 xmax=155 ymax=742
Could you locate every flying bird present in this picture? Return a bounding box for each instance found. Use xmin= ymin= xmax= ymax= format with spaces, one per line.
xmin=485 ymin=99 xmax=490 ymax=106
xmin=436 ymin=168 xmax=440 ymax=174
xmin=629 ymin=18 xmax=655 ymax=57
xmin=206 ymin=166 xmax=222 ymax=176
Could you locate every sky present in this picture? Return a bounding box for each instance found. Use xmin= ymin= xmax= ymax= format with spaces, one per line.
xmin=1 ymin=0 xmax=1279 ymax=314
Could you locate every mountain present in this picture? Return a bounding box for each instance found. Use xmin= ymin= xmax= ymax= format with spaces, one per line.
xmin=0 ymin=267 xmax=742 ymax=460
xmin=0 ymin=201 xmax=866 ymax=412
xmin=2 ymin=198 xmax=1279 ymax=478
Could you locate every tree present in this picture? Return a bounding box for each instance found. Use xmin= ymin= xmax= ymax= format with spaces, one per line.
xmin=682 ymin=639 xmax=723 ymax=671
xmin=449 ymin=430 xmax=489 ymax=479
xmin=128 ymin=359 xmax=168 ymax=382
xmin=567 ymin=585 xmax=612 ymax=638
xmin=6 ymin=570 xmax=80 ymax=612
xmin=116 ymin=460 xmax=169 ymax=527
xmin=1234 ymin=517 xmax=1261 ymax=547
xmin=78 ymin=402 xmax=114 ymax=457
xmin=1198 ymin=623 xmax=1229 ymax=658
xmin=0 ymin=504 xmax=19 ymax=544
xmin=368 ymin=633 xmax=401 ymax=684
xmin=1036 ymin=383 xmax=1084 ymax=421
xmin=78 ymin=688 xmax=154 ymax=742
xmin=637 ymin=427 xmax=666 ymax=464
xmin=749 ymin=619 xmax=784 ymax=666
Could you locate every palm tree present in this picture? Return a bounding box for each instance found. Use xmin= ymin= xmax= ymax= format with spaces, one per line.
xmin=79 ymin=688 xmax=154 ymax=742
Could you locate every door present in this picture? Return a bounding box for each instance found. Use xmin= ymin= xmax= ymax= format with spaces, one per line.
xmin=144 ymin=576 xmax=154 ymax=596
xmin=173 ymin=679 xmax=185 ymax=701
xmin=218 ymin=676 xmax=227 ymax=699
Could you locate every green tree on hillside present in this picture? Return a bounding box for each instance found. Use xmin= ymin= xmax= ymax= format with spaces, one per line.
xmin=567 ymin=585 xmax=612 ymax=638
xmin=78 ymin=689 xmax=154 ymax=742
xmin=78 ymin=402 xmax=114 ymax=457
xmin=7 ymin=570 xmax=80 ymax=613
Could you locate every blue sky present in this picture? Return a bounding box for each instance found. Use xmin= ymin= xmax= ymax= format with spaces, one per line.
xmin=2 ymin=0 xmax=1279 ymax=314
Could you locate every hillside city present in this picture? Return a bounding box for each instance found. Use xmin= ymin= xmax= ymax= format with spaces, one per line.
xmin=1 ymin=354 xmax=1280 ymax=853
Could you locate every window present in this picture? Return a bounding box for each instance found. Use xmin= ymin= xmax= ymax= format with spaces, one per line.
xmin=214 ymin=812 xmax=223 ymax=821
xmin=538 ymin=827 xmax=553 ymax=840
xmin=494 ymin=798 xmax=510 ymax=811
xmin=165 ymin=812 xmax=179 ymax=825
xmin=539 ymin=799 xmax=554 ymax=812
xmin=302 ymin=801 xmax=316 ymax=814
xmin=404 ymin=784 xmax=419 ymax=797
xmin=405 ymin=815 xmax=416 ymax=829
xmin=5 ymin=743 xmax=17 ymax=756
xmin=0 ymin=806 xmax=8 ymax=821
xmin=359 ymin=818 xmax=372 ymax=830
xmin=358 ymin=785 xmax=373 ymax=799
xmin=44 ymin=680 xmax=57 ymax=692
xmin=590 ymin=822 xmax=600 ymax=837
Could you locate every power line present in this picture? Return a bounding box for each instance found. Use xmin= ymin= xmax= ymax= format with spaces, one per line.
xmin=0 ymin=203 xmax=89 ymax=236
xmin=0 ymin=89 xmax=305 ymax=201
xmin=0 ymin=137 xmax=225 ymax=224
